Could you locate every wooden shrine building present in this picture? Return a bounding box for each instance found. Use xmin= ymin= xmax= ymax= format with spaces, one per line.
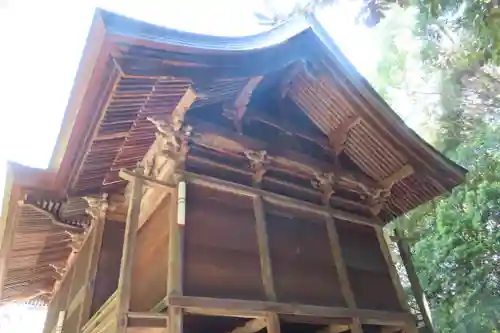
xmin=0 ymin=9 xmax=466 ymax=333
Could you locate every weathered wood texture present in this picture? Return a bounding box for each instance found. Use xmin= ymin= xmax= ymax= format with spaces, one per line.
xmin=131 ymin=196 xmax=172 ymax=311
xmin=180 ymin=185 xmax=401 ymax=312
xmin=267 ymin=212 xmax=343 ymax=307
xmin=184 ymin=186 xmax=265 ymax=301
xmin=336 ymin=221 xmax=402 ymax=312
xmin=90 ymin=219 xmax=125 ymax=318
xmin=43 ymin=265 xmax=72 ymax=333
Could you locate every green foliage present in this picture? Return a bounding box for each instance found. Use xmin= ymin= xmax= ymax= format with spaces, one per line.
xmin=369 ymin=4 xmax=500 ymax=332
xmin=408 ymin=124 xmax=500 ymax=332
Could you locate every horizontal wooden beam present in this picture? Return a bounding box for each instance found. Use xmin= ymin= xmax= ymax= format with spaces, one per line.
xmin=316 ymin=324 xmax=350 ymax=333
xmin=245 ymin=110 xmax=330 ymax=149
xmin=119 ymin=168 xmax=380 ymax=226
xmin=230 ymin=318 xmax=267 ymax=333
xmin=167 ymin=295 xmax=413 ymax=327
xmin=188 ymin=118 xmax=333 ymax=176
xmin=187 ymin=154 xmax=369 ymax=212
xmin=120 ymin=169 xmax=176 ymax=190
xmin=181 ymin=171 xmax=378 ymax=226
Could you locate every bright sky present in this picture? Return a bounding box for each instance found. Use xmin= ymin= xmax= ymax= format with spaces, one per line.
xmin=0 ymin=0 xmax=378 ymax=331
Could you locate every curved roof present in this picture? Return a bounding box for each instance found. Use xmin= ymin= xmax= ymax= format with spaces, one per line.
xmin=1 ymin=8 xmax=466 ymax=304
xmin=49 ymin=9 xmax=465 ymax=207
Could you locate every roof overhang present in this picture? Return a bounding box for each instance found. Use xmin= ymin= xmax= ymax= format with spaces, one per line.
xmin=48 ymin=9 xmax=466 ymax=199
xmin=0 ymin=8 xmax=468 ymax=304
xmin=0 ymin=163 xmax=57 ymax=300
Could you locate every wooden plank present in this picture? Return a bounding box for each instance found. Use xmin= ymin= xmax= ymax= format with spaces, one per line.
xmin=171 ymin=88 xmax=197 ymax=130
xmin=316 ymin=324 xmax=350 ymax=333
xmin=116 ymin=167 xmax=145 ymax=333
xmin=374 ymin=226 xmax=417 ymax=333
xmin=127 ymin=328 xmax=167 ymax=333
xmin=167 ymin=295 xmax=413 ymax=326
xmin=395 ymin=228 xmax=434 ymax=332
xmin=266 ymin=313 xmax=281 ymax=333
xmin=167 ymin=182 xmax=183 ymax=296
xmin=253 ymin=196 xmax=276 ymax=301
xmin=78 ymin=195 xmax=109 ymax=329
xmin=0 ymin=178 xmax=21 ymax=301
xmin=184 ymin=306 xmax=264 ymax=319
xmin=168 ymin=306 xmax=183 ymax=333
xmin=167 ymin=181 xmax=186 ymax=333
xmin=120 ymin=169 xmax=377 ymax=227
xmin=374 ymin=227 xmax=408 ymax=310
xmin=182 ymin=172 xmax=376 ymax=226
xmin=325 ymin=216 xmax=363 ymax=333
xmin=230 ymin=318 xmax=267 ymax=333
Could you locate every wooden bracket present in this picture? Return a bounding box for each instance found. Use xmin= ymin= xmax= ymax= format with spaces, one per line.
xmin=83 ymin=195 xmax=106 ymax=220
xmin=244 ymin=150 xmax=269 ymax=187
xmin=369 ymin=164 xmax=415 ymax=215
xmin=312 ymin=172 xmax=336 ymax=205
xmin=223 ymin=76 xmax=263 ymax=133
xmin=171 ymin=87 xmax=197 ymax=131
xmin=145 ymin=117 xmax=193 ymax=179
xmin=328 ymin=115 xmax=361 ymax=154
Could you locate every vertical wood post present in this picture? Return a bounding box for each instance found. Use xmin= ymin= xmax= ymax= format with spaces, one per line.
xmin=78 ymin=193 xmax=108 ymax=329
xmin=253 ymin=195 xmax=280 ymax=333
xmin=116 ymin=167 xmax=144 ymax=332
xmin=167 ymin=180 xmax=186 ymax=333
xmin=55 ymin=311 xmax=65 ymax=333
xmin=325 ymin=216 xmax=363 ymax=333
xmin=374 ymin=226 xmax=417 ymax=333
xmin=395 ymin=228 xmax=434 ymax=333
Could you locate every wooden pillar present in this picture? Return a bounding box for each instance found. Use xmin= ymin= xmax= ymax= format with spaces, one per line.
xmin=253 ymin=195 xmax=280 ymax=333
xmin=116 ymin=167 xmax=144 ymax=332
xmin=55 ymin=311 xmax=65 ymax=333
xmin=167 ymin=180 xmax=187 ymax=333
xmin=395 ymin=228 xmax=434 ymax=333
xmin=78 ymin=193 xmax=109 ymax=329
xmin=325 ymin=216 xmax=363 ymax=333
xmin=374 ymin=226 xmax=417 ymax=333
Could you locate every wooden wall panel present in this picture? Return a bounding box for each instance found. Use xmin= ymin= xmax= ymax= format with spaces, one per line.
xmin=267 ymin=213 xmax=344 ymax=307
xmin=336 ymin=220 xmax=402 ymax=311
xmin=90 ymin=219 xmax=124 ymax=317
xmin=130 ymin=196 xmax=171 ymax=311
xmin=184 ymin=186 xmax=265 ymax=300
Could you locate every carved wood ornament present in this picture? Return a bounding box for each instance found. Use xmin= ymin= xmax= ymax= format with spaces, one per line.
xmin=223 ymin=76 xmax=263 ymax=133
xmin=145 ymin=117 xmax=193 ymax=179
xmin=244 ymin=150 xmax=270 ymax=187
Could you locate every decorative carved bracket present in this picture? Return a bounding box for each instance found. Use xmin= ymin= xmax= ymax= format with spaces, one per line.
xmin=328 ymin=115 xmax=361 ymax=155
xmin=312 ymin=172 xmax=336 ymax=205
xmin=244 ymin=150 xmax=269 ymax=186
xmin=64 ymin=230 xmax=86 ymax=251
xmin=146 ymin=117 xmax=193 ymax=178
xmin=171 ymin=87 xmax=197 ymax=131
xmin=223 ymin=76 xmax=263 ymax=133
xmin=50 ymin=264 xmax=67 ymax=279
xmin=83 ymin=196 xmax=101 ymax=220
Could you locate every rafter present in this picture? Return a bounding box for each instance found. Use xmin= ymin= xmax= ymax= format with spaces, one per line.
xmin=18 ymin=199 xmax=86 ymax=232
xmin=187 ymin=118 xmax=391 ymax=210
